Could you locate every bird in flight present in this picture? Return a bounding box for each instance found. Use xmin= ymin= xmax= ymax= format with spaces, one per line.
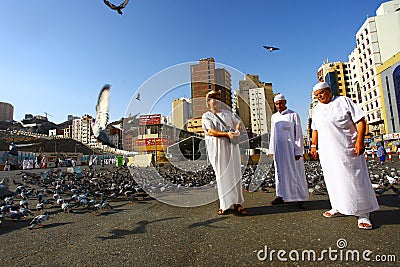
xmin=136 ymin=93 xmax=141 ymax=101
xmin=263 ymin=45 xmax=280 ymax=52
xmin=91 ymin=84 xmax=116 ymax=148
xmin=103 ymin=0 xmax=129 ymax=15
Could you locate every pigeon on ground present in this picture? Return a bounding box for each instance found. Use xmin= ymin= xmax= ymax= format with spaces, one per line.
xmin=103 ymin=0 xmax=129 ymax=15
xmin=0 ymin=178 xmax=14 ymax=199
xmin=91 ymin=84 xmax=115 ymax=148
xmin=28 ymin=212 xmax=49 ymax=229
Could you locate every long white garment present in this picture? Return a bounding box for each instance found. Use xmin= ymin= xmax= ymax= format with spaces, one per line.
xmin=202 ymin=110 xmax=244 ymax=211
xmin=268 ymin=109 xmax=309 ymax=202
xmin=311 ymin=96 xmax=379 ymax=216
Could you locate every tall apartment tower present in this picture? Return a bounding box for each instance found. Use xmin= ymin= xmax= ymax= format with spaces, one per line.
xmin=190 ymin=58 xmax=232 ymax=118
xmin=0 ymin=102 xmax=14 ymax=121
xmin=172 ymin=97 xmax=191 ymax=130
xmin=316 ymin=61 xmax=356 ymax=106
xmin=249 ymin=88 xmax=270 ymax=135
xmin=236 ymin=74 xmax=273 ymax=134
xmin=72 ymin=114 xmax=92 ymax=145
xmin=348 ymin=0 xmax=400 ymax=136
xmin=215 ymin=68 xmax=232 ymax=110
xmin=377 ymin=52 xmax=400 ymax=134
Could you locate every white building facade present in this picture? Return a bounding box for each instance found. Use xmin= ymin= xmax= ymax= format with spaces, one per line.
xmin=348 ymin=0 xmax=400 ymax=135
xmin=249 ymin=88 xmax=269 ymax=135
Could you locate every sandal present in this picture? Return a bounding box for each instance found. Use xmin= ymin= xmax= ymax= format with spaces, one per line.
xmin=323 ymin=209 xmax=342 ymax=218
xmin=270 ymin=196 xmax=284 ymax=205
xmin=358 ymin=217 xmax=373 ymax=230
xmin=234 ymin=204 xmax=248 ymax=216
xmin=218 ymin=209 xmax=227 ymax=215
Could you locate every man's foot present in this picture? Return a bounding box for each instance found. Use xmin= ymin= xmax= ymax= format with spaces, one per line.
xmin=358 ymin=217 xmax=373 ymax=230
xmin=217 ymin=209 xmax=227 ymax=215
xmin=323 ymin=209 xmax=342 ymax=218
xmin=233 ymin=204 xmax=248 ymax=216
xmin=270 ymin=196 xmax=284 ymax=205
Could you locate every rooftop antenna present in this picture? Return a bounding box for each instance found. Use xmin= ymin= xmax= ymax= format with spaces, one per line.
xmin=44 ymin=112 xmax=53 ymax=119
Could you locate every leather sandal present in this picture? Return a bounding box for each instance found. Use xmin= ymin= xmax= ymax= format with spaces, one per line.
xmin=218 ymin=209 xmax=227 ymax=215
xmin=234 ymin=204 xmax=248 ymax=216
xmin=323 ymin=209 xmax=342 ymax=218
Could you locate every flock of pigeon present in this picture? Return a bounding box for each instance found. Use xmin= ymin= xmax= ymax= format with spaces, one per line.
xmin=0 ymin=159 xmax=399 ymax=229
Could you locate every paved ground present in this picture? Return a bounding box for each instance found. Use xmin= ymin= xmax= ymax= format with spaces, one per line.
xmin=0 ymin=161 xmax=399 ymax=266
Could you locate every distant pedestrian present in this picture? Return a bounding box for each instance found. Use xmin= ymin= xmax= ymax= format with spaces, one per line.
xmin=376 ymin=143 xmax=386 ymax=165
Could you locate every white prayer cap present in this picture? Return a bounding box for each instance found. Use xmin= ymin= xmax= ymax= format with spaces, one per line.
xmin=312 ymin=82 xmax=330 ymax=92
xmin=273 ymin=94 xmax=286 ymax=102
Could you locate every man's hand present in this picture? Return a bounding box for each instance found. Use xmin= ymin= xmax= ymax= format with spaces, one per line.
xmin=310 ymin=147 xmax=318 ymax=159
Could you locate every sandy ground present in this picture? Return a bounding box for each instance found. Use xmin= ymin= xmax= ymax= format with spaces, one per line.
xmin=0 ymin=161 xmax=399 ymax=267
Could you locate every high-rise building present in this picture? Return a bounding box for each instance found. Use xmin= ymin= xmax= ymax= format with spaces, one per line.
xmin=348 ymin=0 xmax=400 ymax=136
xmin=377 ymin=52 xmax=400 ymax=134
xmin=172 ymin=97 xmax=191 ymax=130
xmin=249 ymin=88 xmax=270 ymax=135
xmin=235 ymin=74 xmax=273 ymax=134
xmin=0 ymin=102 xmax=14 ymax=121
xmin=190 ymin=58 xmax=232 ymax=118
xmin=316 ymin=61 xmax=356 ymax=106
xmin=215 ymin=68 xmax=232 ymax=110
xmin=72 ymin=114 xmax=92 ymax=145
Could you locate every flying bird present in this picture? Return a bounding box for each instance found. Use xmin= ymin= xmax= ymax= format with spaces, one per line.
xmin=136 ymin=93 xmax=141 ymax=101
xmin=263 ymin=45 xmax=280 ymax=52
xmin=91 ymin=84 xmax=116 ymax=148
xmin=103 ymin=0 xmax=129 ymax=15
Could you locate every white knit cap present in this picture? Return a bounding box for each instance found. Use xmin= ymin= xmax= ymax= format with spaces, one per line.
xmin=273 ymin=94 xmax=286 ymax=102
xmin=312 ymin=82 xmax=330 ymax=92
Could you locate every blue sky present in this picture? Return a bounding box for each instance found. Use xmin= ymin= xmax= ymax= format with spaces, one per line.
xmin=0 ymin=0 xmax=385 ymax=130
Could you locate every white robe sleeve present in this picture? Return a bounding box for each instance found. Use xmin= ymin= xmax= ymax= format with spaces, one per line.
xmin=202 ymin=112 xmax=215 ymax=135
xmin=293 ymin=113 xmax=304 ymax=156
xmin=268 ymin=114 xmax=276 ymax=155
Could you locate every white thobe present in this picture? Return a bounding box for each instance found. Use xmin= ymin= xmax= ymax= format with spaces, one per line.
xmin=268 ymin=109 xmax=309 ymax=202
xmin=202 ymin=110 xmax=244 ymax=211
xmin=311 ymin=96 xmax=379 ymax=216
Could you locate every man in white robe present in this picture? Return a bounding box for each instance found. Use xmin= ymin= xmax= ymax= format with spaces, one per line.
xmin=268 ymin=94 xmax=309 ymax=208
xmin=202 ymin=90 xmax=247 ymax=215
xmin=311 ymin=82 xmax=379 ymax=230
